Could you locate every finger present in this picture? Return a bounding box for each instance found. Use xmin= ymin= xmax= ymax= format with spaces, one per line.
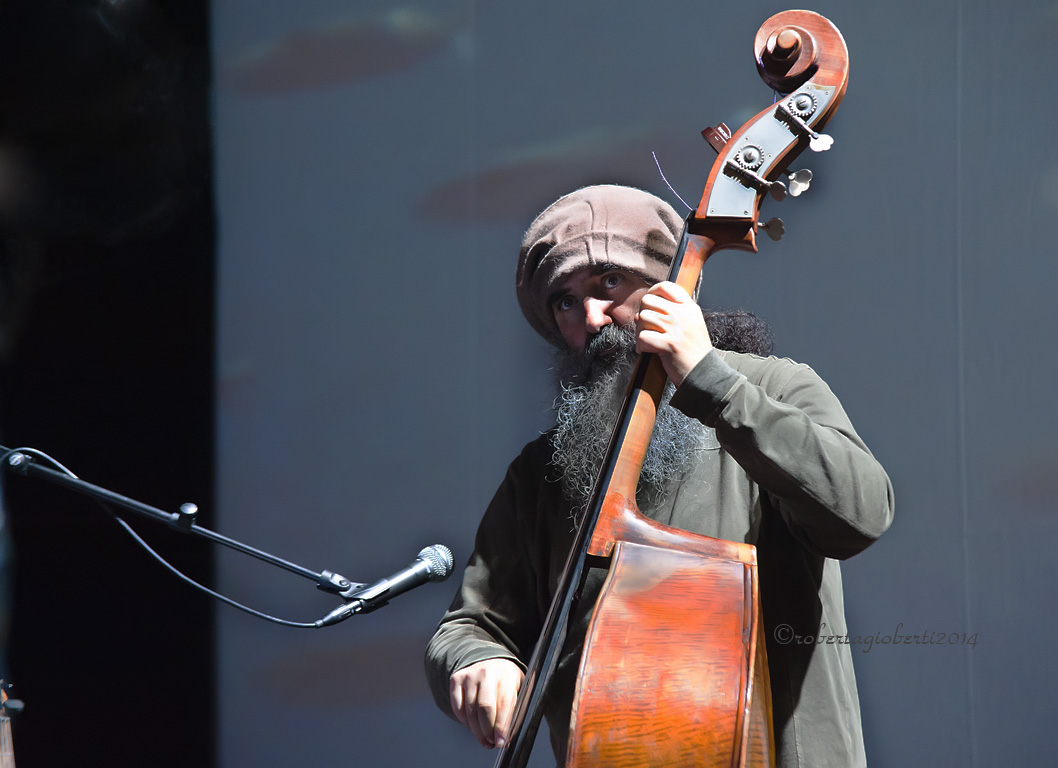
xmin=637 ymin=310 xmax=676 ymax=340
xmin=450 ymin=680 xmax=468 ymax=727
xmin=476 ymin=693 xmax=500 ymax=747
xmin=638 ymin=292 xmax=675 ymax=314
xmin=493 ymin=681 xmax=520 ymax=748
xmin=463 ymin=681 xmax=490 ymax=748
xmin=636 ymin=306 xmax=666 ymax=326
xmin=648 ymin=280 xmax=693 ymax=303
xmin=636 ymin=329 xmax=673 ymax=356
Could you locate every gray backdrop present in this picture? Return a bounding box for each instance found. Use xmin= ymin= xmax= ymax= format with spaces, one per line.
xmin=212 ymin=1 xmax=1057 ymax=766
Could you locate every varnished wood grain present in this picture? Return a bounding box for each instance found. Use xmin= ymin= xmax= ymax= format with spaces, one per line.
xmin=568 ymin=542 xmax=770 ymax=768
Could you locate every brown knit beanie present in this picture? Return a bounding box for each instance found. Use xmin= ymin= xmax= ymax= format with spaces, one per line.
xmin=516 ymin=185 xmax=684 ymax=347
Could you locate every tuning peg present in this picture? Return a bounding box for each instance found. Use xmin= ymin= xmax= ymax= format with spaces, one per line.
xmin=787 ymin=169 xmax=812 ymax=196
xmin=722 ymin=160 xmax=787 ymax=202
xmin=808 ymin=134 xmax=833 ymax=152
xmin=775 ymin=99 xmax=834 ymax=153
xmin=758 ymin=218 xmax=785 ymax=241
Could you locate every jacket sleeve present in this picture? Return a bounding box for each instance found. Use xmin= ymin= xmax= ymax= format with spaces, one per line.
xmin=670 ymin=351 xmax=894 ymax=560
xmin=424 ymin=441 xmax=547 ymax=719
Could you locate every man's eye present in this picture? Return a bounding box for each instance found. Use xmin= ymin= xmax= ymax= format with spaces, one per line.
xmin=555 ymin=295 xmax=576 ymax=312
xmin=602 ymin=272 xmax=622 ymax=289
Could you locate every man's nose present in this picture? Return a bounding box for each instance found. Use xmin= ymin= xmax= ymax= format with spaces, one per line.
xmin=583 ymin=298 xmax=612 ymax=333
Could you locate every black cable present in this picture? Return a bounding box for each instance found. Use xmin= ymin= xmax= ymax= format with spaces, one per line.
xmin=1 ymin=445 xmax=323 ymax=629
xmin=109 ymin=515 xmax=318 ymax=628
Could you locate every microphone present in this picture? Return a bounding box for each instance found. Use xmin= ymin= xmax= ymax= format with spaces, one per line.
xmin=315 ymin=544 xmax=454 ymax=627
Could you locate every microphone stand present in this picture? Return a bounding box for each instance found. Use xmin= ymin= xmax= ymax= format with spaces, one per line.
xmin=1 ymin=446 xmax=363 ymax=601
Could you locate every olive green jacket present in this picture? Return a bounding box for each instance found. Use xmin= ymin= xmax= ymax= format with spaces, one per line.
xmin=426 ymin=349 xmax=894 ymax=767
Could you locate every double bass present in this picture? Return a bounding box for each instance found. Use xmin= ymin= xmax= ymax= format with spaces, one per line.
xmin=0 ymin=682 xmax=19 ymax=768
xmin=494 ymin=10 xmax=850 ymax=768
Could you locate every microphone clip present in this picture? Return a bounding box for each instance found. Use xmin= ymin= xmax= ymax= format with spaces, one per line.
xmin=316 ymin=569 xmax=362 ymax=596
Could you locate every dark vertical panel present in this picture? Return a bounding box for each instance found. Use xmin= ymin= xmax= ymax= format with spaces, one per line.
xmin=0 ymin=1 xmax=216 ymax=765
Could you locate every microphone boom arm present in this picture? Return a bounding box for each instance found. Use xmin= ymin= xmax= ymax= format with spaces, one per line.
xmin=4 ymin=446 xmax=371 ymax=596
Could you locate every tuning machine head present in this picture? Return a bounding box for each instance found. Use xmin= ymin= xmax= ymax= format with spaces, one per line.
xmin=757 ymin=217 xmax=785 ymax=241
xmin=787 ymin=169 xmax=813 ymax=197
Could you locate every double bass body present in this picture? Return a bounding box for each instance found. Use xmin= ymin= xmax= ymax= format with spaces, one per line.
xmin=569 ymin=500 xmax=774 ymax=767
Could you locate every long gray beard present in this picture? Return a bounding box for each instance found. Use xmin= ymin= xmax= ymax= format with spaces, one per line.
xmin=549 ymin=325 xmax=710 ymax=520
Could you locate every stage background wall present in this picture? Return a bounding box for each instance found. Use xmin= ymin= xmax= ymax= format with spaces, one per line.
xmin=3 ymin=2 xmax=1052 ymax=767
xmin=213 ymin=2 xmax=1058 ymax=766
xmin=212 ymin=2 xmax=1057 ymax=766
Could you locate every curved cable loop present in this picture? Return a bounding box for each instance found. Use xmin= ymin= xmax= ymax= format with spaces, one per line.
xmin=2 ymin=446 xmax=322 ymax=629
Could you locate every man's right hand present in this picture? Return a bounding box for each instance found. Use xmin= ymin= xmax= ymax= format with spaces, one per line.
xmin=449 ymin=658 xmax=525 ymax=750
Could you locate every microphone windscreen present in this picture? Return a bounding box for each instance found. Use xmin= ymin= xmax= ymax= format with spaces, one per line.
xmin=418 ymin=545 xmax=454 ymax=582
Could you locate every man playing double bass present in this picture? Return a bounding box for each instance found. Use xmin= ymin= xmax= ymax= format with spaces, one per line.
xmin=425 ymin=184 xmax=894 ymax=767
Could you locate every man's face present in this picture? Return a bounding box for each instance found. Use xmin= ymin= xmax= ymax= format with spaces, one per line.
xmin=549 ymin=265 xmax=652 ymax=354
